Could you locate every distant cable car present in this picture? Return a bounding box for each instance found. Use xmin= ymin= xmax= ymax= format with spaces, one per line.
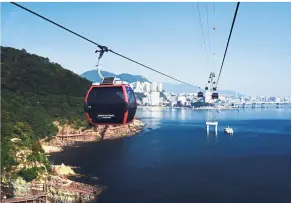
xmin=212 ymin=92 xmax=219 ymax=99
xmin=198 ymin=91 xmax=204 ymax=98
xmin=84 ymin=77 xmax=137 ymax=125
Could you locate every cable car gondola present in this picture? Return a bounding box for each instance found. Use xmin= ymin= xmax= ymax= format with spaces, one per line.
xmin=198 ymin=91 xmax=204 ymax=98
xmin=211 ymin=87 xmax=219 ymax=99
xmin=212 ymin=92 xmax=219 ymax=99
xmin=84 ymin=77 xmax=137 ymax=125
xmin=85 ymin=48 xmax=137 ymax=126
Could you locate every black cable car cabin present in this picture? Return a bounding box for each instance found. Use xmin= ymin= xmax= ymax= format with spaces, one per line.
xmin=212 ymin=92 xmax=219 ymax=99
xmin=84 ymin=82 xmax=137 ymax=125
xmin=198 ymin=91 xmax=204 ymax=98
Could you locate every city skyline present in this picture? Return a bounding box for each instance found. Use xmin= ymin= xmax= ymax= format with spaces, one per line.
xmin=1 ymin=2 xmax=291 ymax=97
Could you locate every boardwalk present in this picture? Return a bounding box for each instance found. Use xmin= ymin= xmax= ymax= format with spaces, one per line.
xmin=4 ymin=193 xmax=46 ymax=203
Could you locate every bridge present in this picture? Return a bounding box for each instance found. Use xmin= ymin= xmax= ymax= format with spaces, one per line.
xmin=232 ymin=101 xmax=290 ymax=108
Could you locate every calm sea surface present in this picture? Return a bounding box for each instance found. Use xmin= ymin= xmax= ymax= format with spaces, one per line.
xmin=51 ymin=106 xmax=291 ymax=203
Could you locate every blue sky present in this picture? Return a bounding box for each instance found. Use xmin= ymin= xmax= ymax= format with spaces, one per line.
xmin=1 ymin=2 xmax=291 ymax=96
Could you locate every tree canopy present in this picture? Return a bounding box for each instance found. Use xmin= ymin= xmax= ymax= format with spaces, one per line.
xmin=1 ymin=46 xmax=91 ymax=174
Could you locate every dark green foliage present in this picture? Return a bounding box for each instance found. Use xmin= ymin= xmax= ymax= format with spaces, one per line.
xmin=1 ymin=46 xmax=92 ymax=175
xmin=18 ymin=167 xmax=38 ymax=182
xmin=44 ymin=163 xmax=53 ymax=173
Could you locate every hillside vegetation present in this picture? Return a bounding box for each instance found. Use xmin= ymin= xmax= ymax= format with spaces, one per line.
xmin=1 ymin=46 xmax=91 ymax=180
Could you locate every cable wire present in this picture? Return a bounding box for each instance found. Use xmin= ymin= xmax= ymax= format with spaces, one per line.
xmin=11 ymin=2 xmax=198 ymax=88
xmin=212 ymin=3 xmax=216 ymax=69
xmin=205 ymin=4 xmax=211 ymax=55
xmin=196 ymin=2 xmax=210 ymax=68
xmin=216 ymin=2 xmax=240 ymax=86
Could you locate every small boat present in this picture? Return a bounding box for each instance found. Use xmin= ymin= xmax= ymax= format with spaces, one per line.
xmin=224 ymin=126 xmax=234 ymax=134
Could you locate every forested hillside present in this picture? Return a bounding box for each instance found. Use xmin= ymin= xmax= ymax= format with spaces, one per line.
xmin=1 ymin=46 xmax=91 ymax=177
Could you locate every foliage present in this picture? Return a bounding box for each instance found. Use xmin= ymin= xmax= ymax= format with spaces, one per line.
xmin=18 ymin=167 xmax=39 ymax=182
xmin=1 ymin=46 xmax=91 ymax=177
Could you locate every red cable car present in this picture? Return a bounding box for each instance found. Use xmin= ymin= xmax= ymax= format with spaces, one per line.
xmin=84 ymin=77 xmax=137 ymax=126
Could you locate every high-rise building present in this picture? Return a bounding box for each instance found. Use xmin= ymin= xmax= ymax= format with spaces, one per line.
xmin=157 ymin=83 xmax=163 ymax=92
xmin=150 ymin=92 xmax=160 ymax=106
xmin=177 ymin=95 xmax=186 ymax=105
xmin=151 ymin=82 xmax=158 ymax=92
xmin=204 ymin=91 xmax=212 ymax=103
xmin=144 ymin=82 xmax=151 ymax=92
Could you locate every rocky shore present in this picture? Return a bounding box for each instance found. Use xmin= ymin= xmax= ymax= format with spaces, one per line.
xmin=44 ymin=119 xmax=145 ymax=201
xmin=3 ymin=119 xmax=145 ymax=203
xmin=42 ymin=119 xmax=145 ymax=153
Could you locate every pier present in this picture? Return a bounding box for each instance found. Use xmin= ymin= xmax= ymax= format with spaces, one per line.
xmin=206 ymin=121 xmax=218 ymax=135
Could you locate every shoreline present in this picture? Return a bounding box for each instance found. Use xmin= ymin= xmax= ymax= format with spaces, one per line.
xmin=39 ymin=119 xmax=146 ymax=202
xmin=42 ymin=119 xmax=145 ymax=154
xmin=137 ymin=105 xmax=235 ymax=110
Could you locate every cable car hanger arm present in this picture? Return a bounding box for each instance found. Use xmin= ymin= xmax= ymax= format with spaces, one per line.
xmin=95 ymin=46 xmax=111 ymax=81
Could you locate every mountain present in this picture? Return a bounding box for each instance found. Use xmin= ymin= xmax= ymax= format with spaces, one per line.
xmin=1 ymin=46 xmax=91 ymax=178
xmin=162 ymin=83 xmax=244 ymax=96
xmin=81 ymin=70 xmax=243 ymax=96
xmin=80 ymin=70 xmax=149 ymax=83
xmin=80 ymin=70 xmax=116 ymax=83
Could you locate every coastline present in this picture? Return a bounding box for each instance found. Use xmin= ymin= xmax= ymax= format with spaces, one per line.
xmin=40 ymin=119 xmax=146 ymax=202
xmin=137 ymin=105 xmax=235 ymax=110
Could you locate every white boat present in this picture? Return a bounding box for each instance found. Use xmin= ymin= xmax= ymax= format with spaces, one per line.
xmin=224 ymin=126 xmax=234 ymax=134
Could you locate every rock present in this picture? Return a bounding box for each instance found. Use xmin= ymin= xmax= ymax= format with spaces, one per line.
xmin=53 ymin=164 xmax=75 ymax=177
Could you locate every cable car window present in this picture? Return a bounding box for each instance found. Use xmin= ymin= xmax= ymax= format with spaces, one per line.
xmin=126 ymin=87 xmax=136 ymax=105
xmin=88 ymin=87 xmax=124 ymax=104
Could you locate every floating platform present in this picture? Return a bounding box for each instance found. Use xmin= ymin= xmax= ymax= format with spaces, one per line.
xmin=206 ymin=121 xmax=218 ymax=135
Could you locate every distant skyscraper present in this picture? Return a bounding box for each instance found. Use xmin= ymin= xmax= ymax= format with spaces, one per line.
xmin=150 ymin=92 xmax=160 ymax=106
xmin=158 ymin=83 xmax=163 ymax=92
xmin=204 ymin=91 xmax=212 ymax=103
xmin=151 ymin=82 xmax=158 ymax=92
xmin=144 ymin=82 xmax=151 ymax=92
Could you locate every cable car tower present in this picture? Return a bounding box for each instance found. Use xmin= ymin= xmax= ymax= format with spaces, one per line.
xmin=205 ymin=72 xmax=219 ymax=135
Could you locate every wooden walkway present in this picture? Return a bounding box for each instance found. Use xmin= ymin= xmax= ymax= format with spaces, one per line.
xmin=4 ymin=193 xmax=46 ymax=203
xmin=56 ymin=133 xmax=83 ymax=138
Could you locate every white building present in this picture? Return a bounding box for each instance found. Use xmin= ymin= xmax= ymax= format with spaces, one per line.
xmin=204 ymin=91 xmax=212 ymax=103
xmin=134 ymin=81 xmax=144 ymax=93
xmin=219 ymin=95 xmax=226 ymax=102
xmin=144 ymin=82 xmax=151 ymax=92
xmin=157 ymin=83 xmax=163 ymax=92
xmin=150 ymin=92 xmax=160 ymax=106
xmin=151 ymin=82 xmax=158 ymax=92
xmin=142 ymin=96 xmax=150 ymax=105
xmin=177 ymin=95 xmax=187 ymax=105
xmin=275 ymin=97 xmax=281 ymax=103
